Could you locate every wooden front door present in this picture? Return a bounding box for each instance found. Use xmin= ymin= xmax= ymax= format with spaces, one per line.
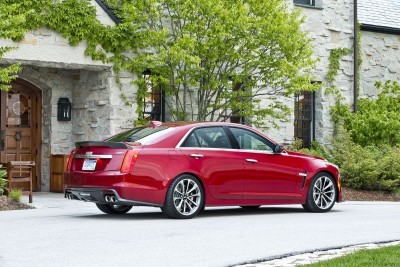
xmin=0 ymin=79 xmax=42 ymax=191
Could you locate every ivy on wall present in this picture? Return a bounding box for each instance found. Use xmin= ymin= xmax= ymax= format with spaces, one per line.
xmin=0 ymin=3 xmax=26 ymax=90
xmin=324 ymin=47 xmax=352 ymax=130
xmin=0 ymin=0 xmax=132 ymax=91
xmin=326 ymin=22 xmax=364 ymax=130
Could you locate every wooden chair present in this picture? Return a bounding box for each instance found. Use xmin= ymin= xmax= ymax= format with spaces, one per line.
xmin=6 ymin=161 xmax=35 ymax=203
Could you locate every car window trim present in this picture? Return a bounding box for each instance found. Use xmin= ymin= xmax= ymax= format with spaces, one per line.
xmin=178 ymin=146 xmax=281 ymax=155
xmin=176 ymin=125 xmax=285 ymax=155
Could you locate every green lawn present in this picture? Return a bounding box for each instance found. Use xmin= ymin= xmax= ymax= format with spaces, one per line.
xmin=306 ymin=245 xmax=400 ymax=267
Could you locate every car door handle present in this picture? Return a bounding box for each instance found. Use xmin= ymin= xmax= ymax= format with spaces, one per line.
xmin=190 ymin=154 xmax=203 ymax=158
xmin=246 ymin=159 xmax=257 ymax=163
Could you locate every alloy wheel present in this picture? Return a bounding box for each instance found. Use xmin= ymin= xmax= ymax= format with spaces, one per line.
xmin=173 ymin=178 xmax=201 ymax=216
xmin=312 ymin=175 xmax=336 ymax=209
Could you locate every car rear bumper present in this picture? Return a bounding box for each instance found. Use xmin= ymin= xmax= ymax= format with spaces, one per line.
xmin=64 ymin=186 xmax=162 ymax=207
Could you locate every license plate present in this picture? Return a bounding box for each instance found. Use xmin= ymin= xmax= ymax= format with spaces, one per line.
xmin=82 ymin=159 xmax=97 ymax=171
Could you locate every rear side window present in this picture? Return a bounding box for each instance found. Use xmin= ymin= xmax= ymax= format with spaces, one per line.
xmin=107 ymin=126 xmax=168 ymax=142
xmin=182 ymin=127 xmax=232 ymax=149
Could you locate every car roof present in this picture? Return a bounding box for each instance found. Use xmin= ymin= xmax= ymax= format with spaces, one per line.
xmin=145 ymin=121 xmax=252 ymax=130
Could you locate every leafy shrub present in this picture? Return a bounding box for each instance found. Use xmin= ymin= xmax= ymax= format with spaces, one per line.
xmin=289 ymin=140 xmax=333 ymax=162
xmin=303 ymin=80 xmax=400 ymax=192
xmin=9 ymin=189 xmax=22 ymax=202
xmin=333 ymin=80 xmax=400 ymax=147
xmin=0 ymin=165 xmax=8 ymax=196
xmin=291 ymin=129 xmax=400 ymax=192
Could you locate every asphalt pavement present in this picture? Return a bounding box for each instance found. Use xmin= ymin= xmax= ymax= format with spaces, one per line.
xmin=0 ymin=193 xmax=400 ymax=267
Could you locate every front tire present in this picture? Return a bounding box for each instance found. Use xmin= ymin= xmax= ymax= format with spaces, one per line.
xmin=96 ymin=203 xmax=132 ymax=214
xmin=303 ymin=173 xmax=337 ymax=212
xmin=162 ymin=174 xmax=204 ymax=219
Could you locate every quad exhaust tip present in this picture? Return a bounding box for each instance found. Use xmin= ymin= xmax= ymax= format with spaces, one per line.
xmin=105 ymin=195 xmax=117 ymax=203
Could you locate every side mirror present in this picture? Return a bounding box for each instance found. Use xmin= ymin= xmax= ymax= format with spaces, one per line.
xmin=273 ymin=144 xmax=282 ymax=153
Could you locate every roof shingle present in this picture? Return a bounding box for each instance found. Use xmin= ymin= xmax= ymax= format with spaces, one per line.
xmin=358 ymin=0 xmax=400 ymax=30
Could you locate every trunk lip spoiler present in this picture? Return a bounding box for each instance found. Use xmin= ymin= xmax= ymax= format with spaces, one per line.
xmin=75 ymin=141 xmax=129 ymax=149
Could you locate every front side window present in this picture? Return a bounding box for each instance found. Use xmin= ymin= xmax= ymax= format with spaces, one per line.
xmin=229 ymin=127 xmax=274 ymax=152
xmin=182 ymin=127 xmax=232 ymax=149
xmin=294 ymin=91 xmax=315 ymax=148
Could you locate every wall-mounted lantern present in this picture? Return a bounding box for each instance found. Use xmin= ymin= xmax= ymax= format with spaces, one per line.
xmin=57 ymin=98 xmax=72 ymax=121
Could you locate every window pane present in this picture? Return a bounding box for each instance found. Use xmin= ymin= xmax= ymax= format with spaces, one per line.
xmin=6 ymin=91 xmax=31 ymax=127
xmin=294 ymin=0 xmax=314 ymax=6
xmin=188 ymin=127 xmax=232 ymax=149
xmin=143 ymin=72 xmax=162 ymax=121
xmin=182 ymin=133 xmax=200 ymax=147
xmin=294 ymin=91 xmax=314 ymax=148
xmin=230 ymin=127 xmax=273 ymax=152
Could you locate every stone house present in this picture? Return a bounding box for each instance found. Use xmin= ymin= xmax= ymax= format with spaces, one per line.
xmin=0 ymin=0 xmax=137 ymax=191
xmin=286 ymin=0 xmax=400 ymax=148
xmin=0 ymin=0 xmax=398 ymax=192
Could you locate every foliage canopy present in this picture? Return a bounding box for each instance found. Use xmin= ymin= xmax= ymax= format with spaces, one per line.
xmin=0 ymin=0 xmax=317 ymax=125
xmin=111 ymin=0 xmax=317 ymax=124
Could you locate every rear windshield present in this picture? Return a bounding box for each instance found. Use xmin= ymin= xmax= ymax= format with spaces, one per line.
xmin=106 ymin=126 xmax=169 ymax=143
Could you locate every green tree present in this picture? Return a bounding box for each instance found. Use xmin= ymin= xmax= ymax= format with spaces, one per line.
xmin=111 ymin=0 xmax=317 ymax=125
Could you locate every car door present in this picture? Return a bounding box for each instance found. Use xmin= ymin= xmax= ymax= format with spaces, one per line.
xmin=228 ymin=127 xmax=302 ymax=200
xmin=179 ymin=126 xmax=245 ymax=200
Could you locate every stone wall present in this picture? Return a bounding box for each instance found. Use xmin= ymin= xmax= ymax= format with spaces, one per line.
xmin=360 ymin=31 xmax=400 ymax=97
xmin=14 ymin=65 xmax=136 ymax=191
xmin=262 ymin=0 xmax=355 ymax=145
xmin=72 ymin=69 xmax=137 ymax=143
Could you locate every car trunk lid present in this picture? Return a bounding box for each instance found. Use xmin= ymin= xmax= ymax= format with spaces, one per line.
xmin=71 ymin=141 xmax=140 ymax=172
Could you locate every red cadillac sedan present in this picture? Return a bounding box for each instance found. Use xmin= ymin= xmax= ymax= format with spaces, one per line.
xmin=64 ymin=122 xmax=342 ymax=219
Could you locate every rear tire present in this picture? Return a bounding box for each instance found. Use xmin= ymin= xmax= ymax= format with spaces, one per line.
xmin=96 ymin=203 xmax=132 ymax=214
xmin=303 ymin=173 xmax=337 ymax=213
xmin=163 ymin=174 xmax=204 ymax=219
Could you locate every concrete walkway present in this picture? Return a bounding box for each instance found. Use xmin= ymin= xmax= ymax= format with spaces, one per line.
xmin=16 ymin=192 xmax=400 ymax=267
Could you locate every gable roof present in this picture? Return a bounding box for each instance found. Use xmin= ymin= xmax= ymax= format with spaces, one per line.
xmin=94 ymin=0 xmax=120 ymax=24
xmin=358 ymin=0 xmax=400 ymax=34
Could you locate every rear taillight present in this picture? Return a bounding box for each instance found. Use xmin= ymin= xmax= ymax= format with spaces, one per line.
xmin=120 ymin=150 xmax=139 ymax=173
xmin=66 ymin=150 xmax=76 ymax=172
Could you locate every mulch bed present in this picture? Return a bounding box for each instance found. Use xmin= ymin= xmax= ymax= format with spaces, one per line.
xmin=0 ymin=196 xmax=34 ymax=211
xmin=343 ymin=187 xmax=400 ymax=202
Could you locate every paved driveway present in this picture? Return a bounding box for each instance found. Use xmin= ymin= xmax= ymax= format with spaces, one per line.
xmin=1 ymin=193 xmax=400 ymax=267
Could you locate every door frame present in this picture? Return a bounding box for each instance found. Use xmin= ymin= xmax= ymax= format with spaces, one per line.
xmin=0 ymin=78 xmax=42 ymax=191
